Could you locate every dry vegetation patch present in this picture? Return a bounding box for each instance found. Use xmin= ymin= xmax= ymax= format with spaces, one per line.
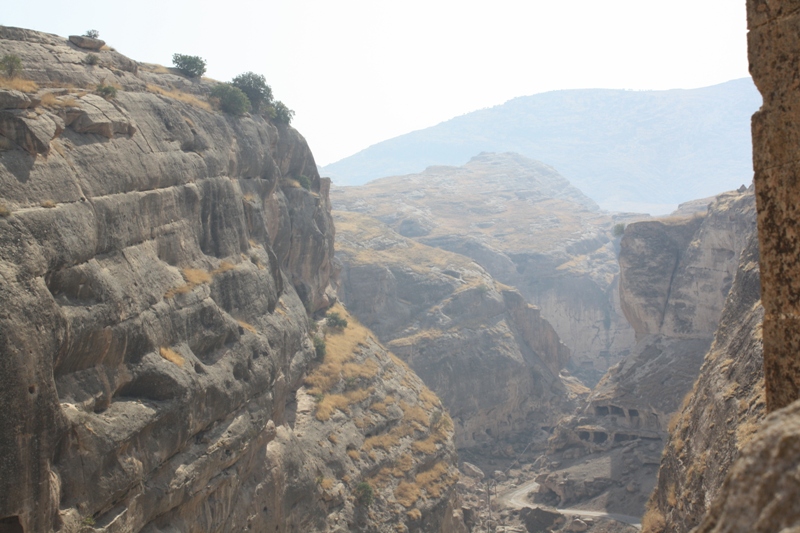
xmin=160 ymin=346 xmax=185 ymax=366
xmin=0 ymin=76 xmax=38 ymax=92
xmin=146 ymin=84 xmax=212 ymax=111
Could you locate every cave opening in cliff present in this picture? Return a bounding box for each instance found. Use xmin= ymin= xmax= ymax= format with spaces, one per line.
xmin=610 ymin=405 xmax=625 ymax=416
xmin=0 ymin=516 xmax=23 ymax=533
xmin=592 ymin=432 xmax=608 ymax=444
xmin=595 ymin=405 xmax=609 ymax=416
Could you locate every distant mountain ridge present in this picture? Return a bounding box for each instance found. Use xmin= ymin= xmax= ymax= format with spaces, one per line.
xmin=322 ymin=79 xmax=761 ymax=214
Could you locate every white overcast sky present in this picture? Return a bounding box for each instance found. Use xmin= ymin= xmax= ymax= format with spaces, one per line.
xmin=3 ymin=0 xmax=750 ymax=166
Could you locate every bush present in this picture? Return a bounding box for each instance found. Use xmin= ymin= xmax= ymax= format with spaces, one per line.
xmin=231 ymin=72 xmax=272 ymax=112
xmin=0 ymin=204 xmax=10 ymax=217
xmin=211 ymin=83 xmax=251 ymax=115
xmin=85 ymin=54 xmax=99 ymax=66
xmin=354 ymin=482 xmax=373 ymax=506
xmin=313 ymin=337 xmax=326 ymax=360
xmin=96 ymin=84 xmax=117 ymax=99
xmin=296 ymin=175 xmax=311 ymax=190
xmin=612 ymin=223 xmax=626 ymax=237
xmin=83 ymin=29 xmax=100 ymax=39
xmin=272 ymin=100 xmax=294 ymax=125
xmin=326 ymin=312 xmax=348 ymax=330
xmin=172 ymin=53 xmax=206 ymax=78
xmin=0 ymin=54 xmax=22 ymax=78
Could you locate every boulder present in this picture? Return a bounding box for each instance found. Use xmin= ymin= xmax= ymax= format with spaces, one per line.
xmin=68 ymin=35 xmax=105 ymax=50
xmin=462 ymin=462 xmax=485 ymax=479
xmin=520 ymin=507 xmax=565 ymax=533
xmin=0 ymin=90 xmax=32 ymax=110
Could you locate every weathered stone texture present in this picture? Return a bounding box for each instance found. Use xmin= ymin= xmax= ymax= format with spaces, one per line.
xmin=748 ymin=1 xmax=800 ymax=411
xmin=643 ymin=233 xmax=764 ymax=533
xmin=0 ymin=26 xmax=460 ymax=533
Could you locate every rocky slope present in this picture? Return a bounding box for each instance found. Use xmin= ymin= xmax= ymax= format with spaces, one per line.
xmin=332 ymin=152 xmax=639 ymax=385
xmin=335 ymin=211 xmax=578 ymax=449
xmin=322 ymin=79 xmax=761 ymax=214
xmin=0 ymin=27 xmax=463 ymax=533
xmin=522 ymin=189 xmax=757 ymax=521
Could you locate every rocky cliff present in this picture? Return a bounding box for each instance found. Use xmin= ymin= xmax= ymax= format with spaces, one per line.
xmin=641 ymin=2 xmax=800 ymax=532
xmin=522 ymin=189 xmax=757 ymax=521
xmin=332 ymin=152 xmax=638 ymax=385
xmin=643 ymin=232 xmax=764 ymax=532
xmin=334 ymin=211 xmax=576 ymax=449
xmin=0 ymin=27 xmax=463 ymax=533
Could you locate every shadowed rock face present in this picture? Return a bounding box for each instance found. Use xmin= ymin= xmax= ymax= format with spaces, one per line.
xmin=644 ymin=232 xmax=764 ymax=533
xmin=528 ymin=190 xmax=757 ymax=521
xmin=0 ymin=27 xmax=464 ymax=533
xmin=334 ymin=211 xmax=575 ymax=449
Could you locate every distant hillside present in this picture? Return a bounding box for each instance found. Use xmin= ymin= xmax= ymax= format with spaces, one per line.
xmin=322 ymin=79 xmax=761 ymax=214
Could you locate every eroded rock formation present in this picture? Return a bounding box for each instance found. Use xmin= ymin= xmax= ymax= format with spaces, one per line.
xmin=334 ymin=211 xmax=575 ymax=449
xmin=332 ymin=152 xmax=638 ymax=385
xmin=0 ymin=27 xmax=463 ymax=533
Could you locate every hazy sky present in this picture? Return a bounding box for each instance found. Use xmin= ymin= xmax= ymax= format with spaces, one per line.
xmin=3 ymin=1 xmax=750 ymax=166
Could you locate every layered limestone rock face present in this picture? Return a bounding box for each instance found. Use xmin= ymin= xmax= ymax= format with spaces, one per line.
xmin=599 ymin=188 xmax=756 ymax=432
xmin=643 ymin=233 xmax=764 ymax=533
xmin=748 ymin=0 xmax=800 ymax=412
xmin=331 ymin=152 xmax=638 ymax=384
xmin=524 ymin=190 xmax=757 ymax=520
xmin=334 ymin=211 xmax=575 ymax=449
xmin=0 ymin=27 xmax=463 ymax=533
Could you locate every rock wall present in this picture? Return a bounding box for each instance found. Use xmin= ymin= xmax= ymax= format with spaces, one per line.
xmin=648 ymin=2 xmax=800 ymax=532
xmin=643 ymin=233 xmax=764 ymax=532
xmin=334 ymin=211 xmax=574 ymax=449
xmin=594 ymin=189 xmax=756 ymax=429
xmin=0 ymin=27 xmax=462 ymax=533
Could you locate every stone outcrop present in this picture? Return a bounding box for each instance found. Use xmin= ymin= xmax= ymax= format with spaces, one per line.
xmin=332 ymin=152 xmax=638 ymax=385
xmin=596 ymin=188 xmax=756 ymax=431
xmin=524 ymin=190 xmax=757 ymax=520
xmin=643 ymin=233 xmax=764 ymax=532
xmin=0 ymin=27 xmax=462 ymax=533
xmin=334 ymin=211 xmax=573 ymax=449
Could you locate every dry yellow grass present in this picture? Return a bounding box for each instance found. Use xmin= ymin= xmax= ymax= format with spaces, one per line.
xmin=400 ymin=401 xmax=430 ymax=427
xmin=40 ymin=200 xmax=57 ymax=208
xmin=243 ymin=193 xmax=257 ymax=203
xmin=238 ymin=320 xmax=257 ymax=334
xmin=641 ymin=506 xmax=666 ymax=532
xmin=160 ymin=346 xmax=185 ymax=366
xmin=319 ymin=478 xmax=335 ymax=490
xmin=165 ymin=265 xmax=236 ymax=299
xmin=407 ymin=509 xmax=422 ymax=521
xmin=0 ymin=77 xmax=38 ymax=92
xmin=370 ymin=401 xmax=389 ymax=417
xmin=145 ymin=84 xmax=212 ymax=111
xmin=343 ymin=359 xmax=379 ymax=380
xmin=281 ymin=178 xmax=302 ymax=188
xmin=0 ymin=204 xmax=11 ymax=218
xmin=347 ymin=449 xmax=361 ymax=461
xmin=211 ymin=261 xmax=236 ymax=275
xmin=354 ymin=415 xmax=372 ymax=429
xmin=416 ymin=462 xmax=451 ymax=499
xmin=304 ymin=304 xmax=370 ymax=396
xmin=183 ymin=268 xmax=212 ymax=285
xmin=40 ymin=93 xmax=79 ymax=108
xmin=328 ymin=434 xmax=338 ymax=444
xmin=141 ymin=64 xmax=170 ymax=74
xmin=315 ymin=387 xmax=375 ymax=421
xmin=666 ymin=482 xmax=677 ymax=507
xmin=394 ymin=481 xmax=420 ymax=508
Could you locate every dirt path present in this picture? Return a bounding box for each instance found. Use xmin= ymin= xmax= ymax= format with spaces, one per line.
xmin=497 ymin=479 xmax=642 ymax=530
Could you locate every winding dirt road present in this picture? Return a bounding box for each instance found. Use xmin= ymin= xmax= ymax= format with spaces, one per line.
xmin=497 ymin=479 xmax=642 ymax=530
